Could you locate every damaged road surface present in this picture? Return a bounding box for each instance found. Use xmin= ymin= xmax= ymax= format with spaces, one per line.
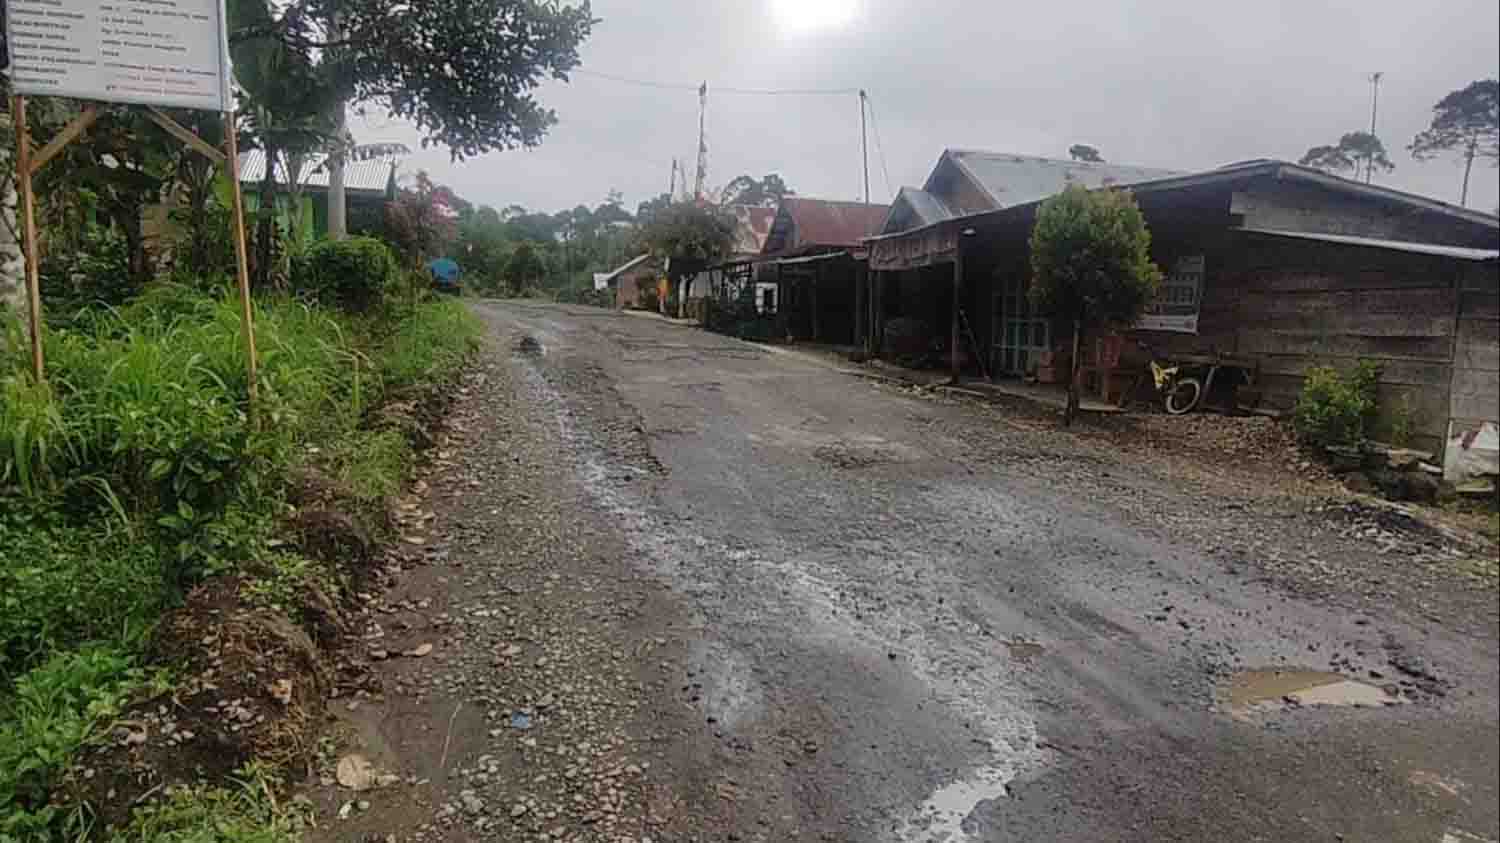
xmin=311 ymin=301 xmax=1499 ymax=843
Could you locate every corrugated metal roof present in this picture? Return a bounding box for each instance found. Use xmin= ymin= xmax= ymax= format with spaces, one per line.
xmin=236 ymin=150 xmax=398 ymax=194
xmin=896 ymin=187 xmax=954 ymax=226
xmin=766 ymin=197 xmax=890 ymax=253
xmin=940 ymin=149 xmax=1183 ymax=209
xmin=598 ymin=254 xmax=656 ymax=283
xmin=1239 ymin=227 xmax=1500 ymax=261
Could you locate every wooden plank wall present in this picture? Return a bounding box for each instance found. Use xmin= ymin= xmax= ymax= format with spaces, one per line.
xmin=1221 ymin=235 xmax=1462 ymax=453
xmin=1449 ymin=261 xmax=1500 ymax=433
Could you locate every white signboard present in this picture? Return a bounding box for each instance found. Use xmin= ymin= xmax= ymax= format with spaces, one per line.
xmin=1137 ymin=254 xmax=1204 ymax=334
xmin=5 ymin=0 xmax=231 ymax=111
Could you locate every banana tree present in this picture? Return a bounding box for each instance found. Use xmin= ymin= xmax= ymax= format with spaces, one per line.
xmin=229 ymin=0 xmax=341 ymax=288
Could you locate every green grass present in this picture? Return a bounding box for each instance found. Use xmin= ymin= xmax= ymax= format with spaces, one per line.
xmin=1 ymin=285 xmax=484 ymax=841
xmin=324 ymin=429 xmax=410 ymax=505
xmin=375 ymin=298 xmax=482 ymax=395
xmin=103 ymin=762 xmax=308 ymax=843
xmin=0 ymin=646 xmax=162 ymax=842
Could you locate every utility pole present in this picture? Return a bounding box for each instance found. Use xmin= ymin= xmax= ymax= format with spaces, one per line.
xmin=859 ymin=90 xmax=870 ymax=204
xmin=1366 ymin=72 xmax=1383 ymax=183
xmin=695 ymin=82 xmax=708 ymax=202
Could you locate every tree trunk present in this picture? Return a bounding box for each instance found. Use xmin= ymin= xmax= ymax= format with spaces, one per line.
xmin=0 ymin=112 xmax=25 ymax=317
xmin=122 ymin=210 xmax=148 ymax=282
xmin=1460 ymin=139 xmax=1476 ymax=207
xmin=254 ymin=146 xmax=278 ymax=289
xmin=326 ymin=9 xmax=349 ymax=241
xmin=1065 ymin=319 xmax=1082 ymax=426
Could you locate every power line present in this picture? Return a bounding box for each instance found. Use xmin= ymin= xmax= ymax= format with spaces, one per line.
xmin=864 ymin=93 xmax=893 ymax=200
xmin=572 ymin=68 xmax=857 ymax=97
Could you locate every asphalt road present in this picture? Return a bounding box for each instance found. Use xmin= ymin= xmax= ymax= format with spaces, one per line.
xmin=473 ymin=300 xmax=1498 ymax=843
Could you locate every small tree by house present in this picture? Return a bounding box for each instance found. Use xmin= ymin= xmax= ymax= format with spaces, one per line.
xmin=638 ymin=202 xmax=735 ymax=317
xmin=1028 ymin=185 xmax=1163 ymax=425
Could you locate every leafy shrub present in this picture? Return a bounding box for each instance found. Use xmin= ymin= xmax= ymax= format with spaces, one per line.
xmin=293 ymin=237 xmax=399 ymax=312
xmin=1294 ymin=361 xmax=1380 ymax=449
xmin=0 ymin=645 xmax=148 ymax=838
xmin=0 ymin=514 xmax=162 ymax=678
xmin=38 ymin=226 xmax=139 ymax=325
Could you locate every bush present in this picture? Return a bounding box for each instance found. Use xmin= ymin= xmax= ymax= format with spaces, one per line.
xmin=1 ymin=645 xmax=148 ymax=837
xmin=1294 ymin=361 xmax=1380 ymax=449
xmin=0 ymin=514 xmax=162 ymax=679
xmin=38 ymin=226 xmax=139 ymax=325
xmin=293 ymin=237 xmax=399 ymax=312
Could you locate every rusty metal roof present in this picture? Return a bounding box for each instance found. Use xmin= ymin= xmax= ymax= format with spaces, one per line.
xmin=236 ymin=150 xmax=399 ymax=195
xmin=764 ymin=197 xmax=890 ymax=254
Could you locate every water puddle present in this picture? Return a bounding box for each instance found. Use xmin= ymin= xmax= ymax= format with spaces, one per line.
xmin=1225 ymin=668 xmax=1400 ymax=715
xmin=1003 ymin=639 xmax=1045 ymax=662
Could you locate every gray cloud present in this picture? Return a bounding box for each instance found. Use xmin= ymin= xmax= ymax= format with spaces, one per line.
xmin=361 ymin=0 xmax=1500 ymax=215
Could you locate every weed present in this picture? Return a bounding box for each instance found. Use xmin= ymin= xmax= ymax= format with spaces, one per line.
xmin=1390 ymin=393 xmax=1415 ymax=448
xmin=242 ymin=553 xmax=333 ymax=615
xmin=376 ymin=298 xmax=483 ymax=395
xmin=104 ymin=762 xmax=310 ymax=843
xmin=0 ymin=645 xmax=161 ymax=838
xmin=325 ymin=429 xmax=409 ymax=505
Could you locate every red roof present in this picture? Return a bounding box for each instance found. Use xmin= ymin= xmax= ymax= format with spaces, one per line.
xmin=765 ymin=198 xmax=891 ymax=253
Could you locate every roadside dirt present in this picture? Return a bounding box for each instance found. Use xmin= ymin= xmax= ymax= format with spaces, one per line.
xmin=298 ymin=319 xmax=772 ymax=842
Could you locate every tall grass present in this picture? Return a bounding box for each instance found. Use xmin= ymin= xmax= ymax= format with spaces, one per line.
xmin=0 ymin=285 xmax=483 ymax=840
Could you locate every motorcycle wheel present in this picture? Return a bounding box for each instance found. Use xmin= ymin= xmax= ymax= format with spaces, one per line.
xmin=1165 ymin=377 xmax=1203 ymax=415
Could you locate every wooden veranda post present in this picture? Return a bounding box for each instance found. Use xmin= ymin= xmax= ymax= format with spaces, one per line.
xmin=10 ymin=95 xmax=45 ymax=382
xmin=951 ymin=235 xmax=964 ymax=384
xmin=222 ymin=111 xmax=259 ymax=410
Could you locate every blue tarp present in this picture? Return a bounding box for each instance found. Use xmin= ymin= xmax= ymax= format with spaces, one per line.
xmin=429 ymin=257 xmax=461 ymax=284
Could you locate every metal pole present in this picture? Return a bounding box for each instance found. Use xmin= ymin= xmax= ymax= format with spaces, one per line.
xmin=859 ymin=90 xmax=870 ymax=204
xmin=1366 ymin=72 xmax=1382 ymax=184
xmin=223 ymin=110 xmax=260 ymax=412
xmin=11 ymin=95 xmax=45 ymax=383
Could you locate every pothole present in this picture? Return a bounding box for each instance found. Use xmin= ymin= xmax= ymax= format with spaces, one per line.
xmin=1224 ymin=668 xmax=1402 ymax=716
xmin=514 ymin=336 xmax=546 ymax=356
xmin=813 ymin=441 xmax=896 ymax=469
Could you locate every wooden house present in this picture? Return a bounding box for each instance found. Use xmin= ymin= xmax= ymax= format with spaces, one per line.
xmin=863 ymin=151 xmax=1500 ymax=465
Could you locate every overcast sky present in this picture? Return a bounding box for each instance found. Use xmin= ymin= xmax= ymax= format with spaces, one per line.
xmin=359 ymin=0 xmax=1500 ymax=216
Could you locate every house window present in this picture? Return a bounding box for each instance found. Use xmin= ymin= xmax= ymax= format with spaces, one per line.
xmin=992 ymin=273 xmax=1050 ymax=376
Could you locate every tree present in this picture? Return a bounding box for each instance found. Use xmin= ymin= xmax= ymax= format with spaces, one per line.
xmin=1068 ymin=144 xmax=1104 ymax=163
xmin=231 ymin=0 xmax=596 ymax=238
xmin=1299 ymin=131 xmax=1394 ymax=182
xmin=385 ymin=171 xmax=460 ymax=269
xmin=635 ymin=193 xmax=673 ymax=225
xmin=1029 ymin=185 xmax=1163 ymax=425
xmin=506 ymin=241 xmax=546 ymax=294
xmin=638 ymin=202 xmax=735 ymax=316
xmin=1409 ymin=79 xmax=1499 ymax=207
xmin=720 ymin=174 xmax=794 ymax=207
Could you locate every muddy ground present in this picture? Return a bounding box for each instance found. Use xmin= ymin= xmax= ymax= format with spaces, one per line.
xmin=302 ymin=301 xmax=1498 ymax=843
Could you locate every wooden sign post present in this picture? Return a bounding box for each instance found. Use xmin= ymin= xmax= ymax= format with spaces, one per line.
xmin=4 ymin=0 xmax=256 ymax=407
